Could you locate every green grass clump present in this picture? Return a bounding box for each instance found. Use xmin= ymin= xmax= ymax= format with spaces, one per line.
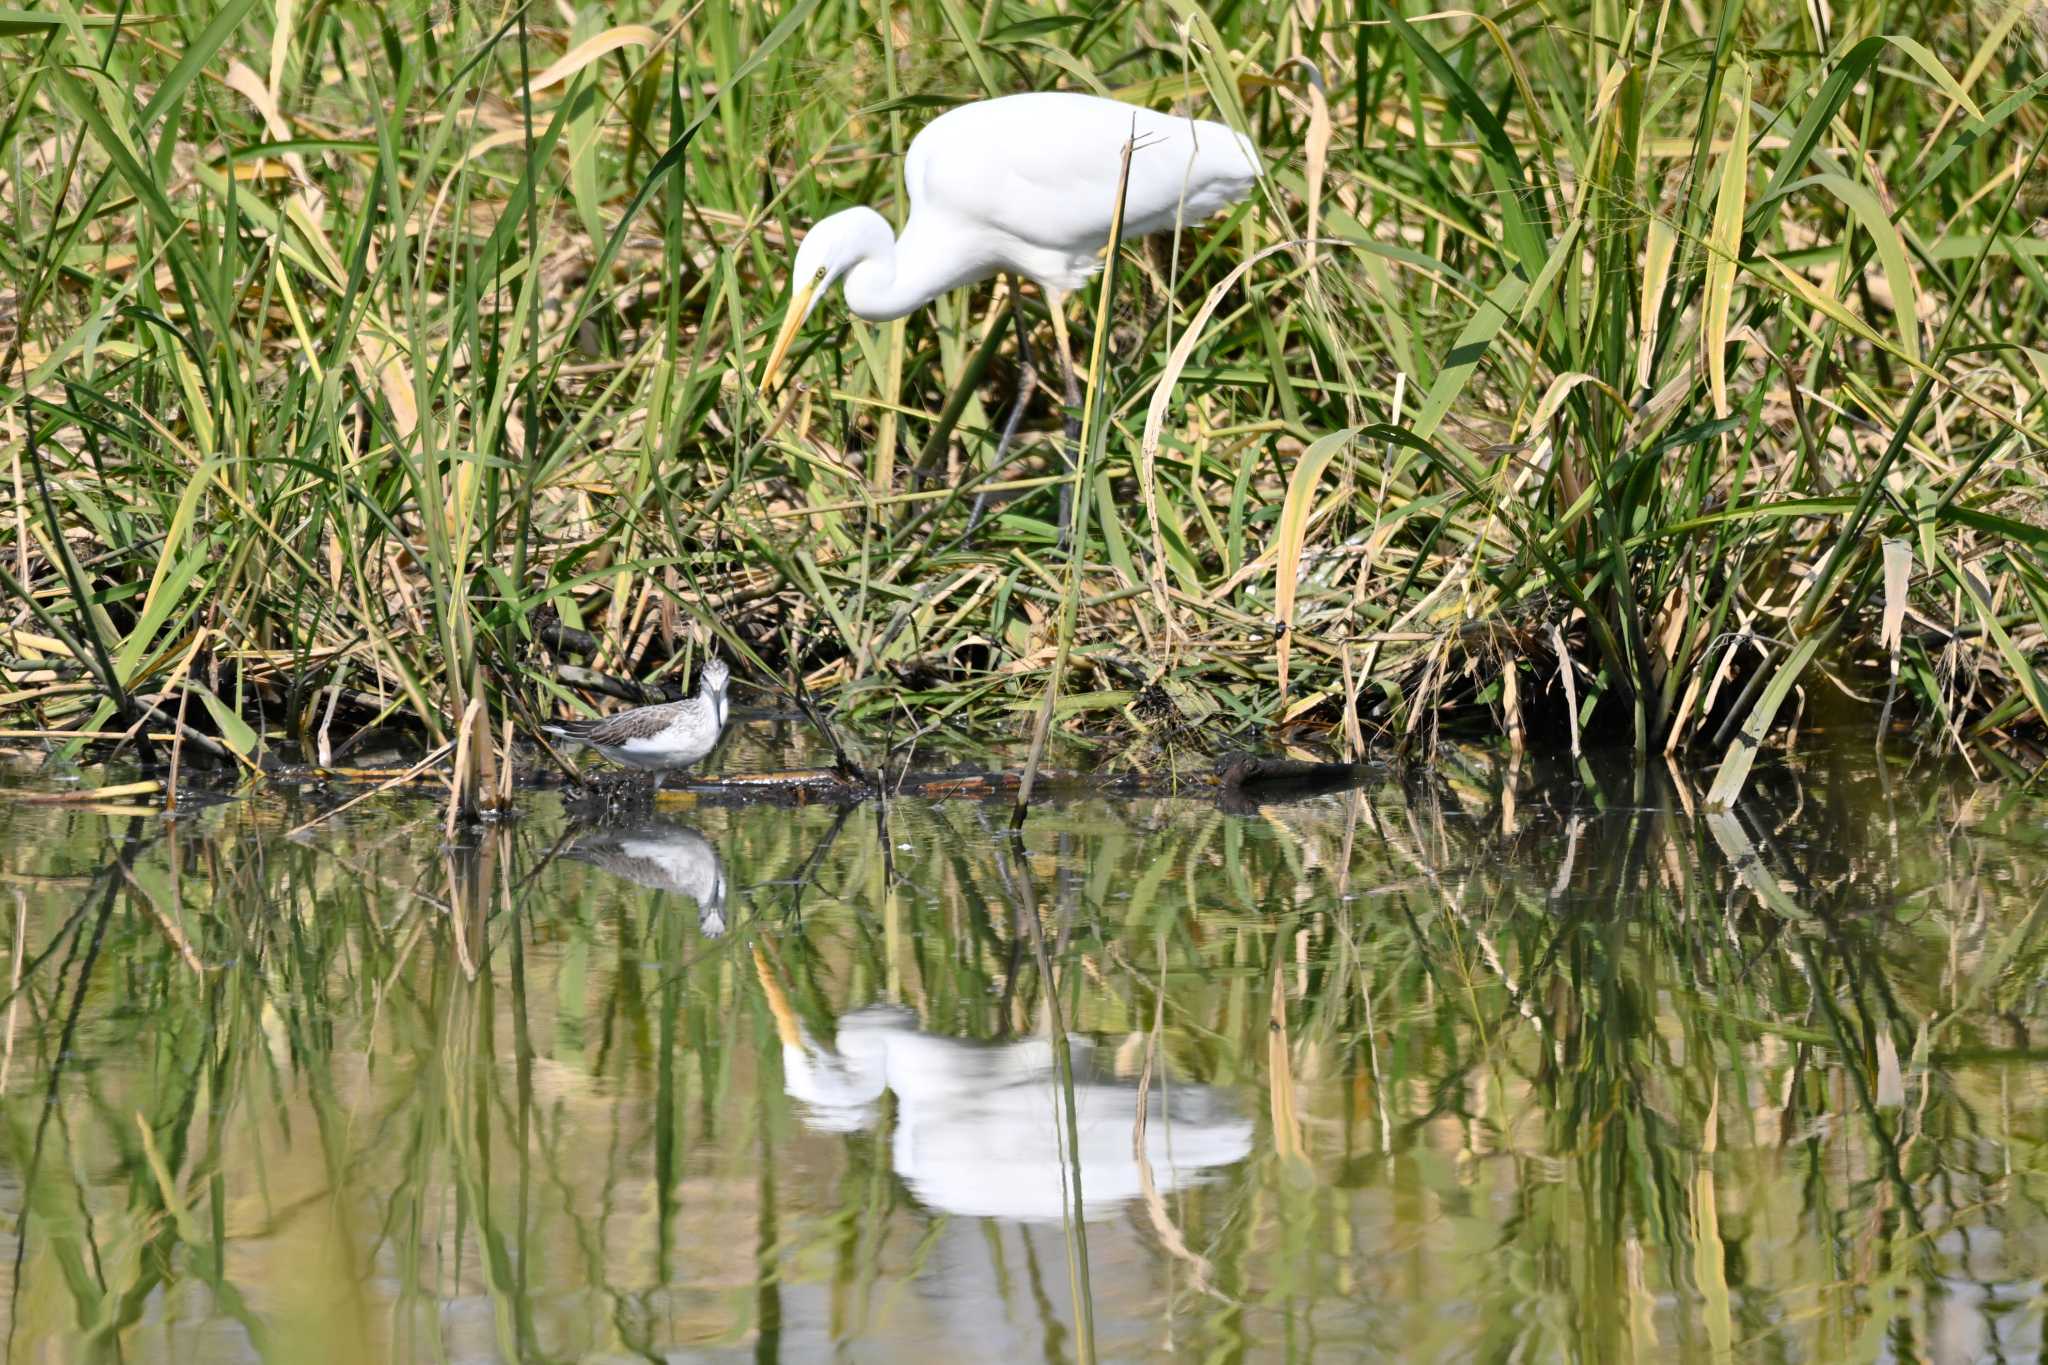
xmin=1 ymin=1 xmax=2045 ymax=799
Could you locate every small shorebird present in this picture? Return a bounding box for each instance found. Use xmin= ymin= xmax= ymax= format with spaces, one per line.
xmin=545 ymin=657 xmax=730 ymax=786
xmin=569 ymin=820 xmax=729 ymax=936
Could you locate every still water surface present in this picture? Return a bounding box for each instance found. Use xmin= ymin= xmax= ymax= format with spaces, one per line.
xmin=2 ymin=731 xmax=2046 ymax=1362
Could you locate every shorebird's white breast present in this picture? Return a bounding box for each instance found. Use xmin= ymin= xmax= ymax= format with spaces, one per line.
xmin=617 ymin=715 xmax=715 ymax=763
xmin=614 ymin=835 xmax=718 ymax=898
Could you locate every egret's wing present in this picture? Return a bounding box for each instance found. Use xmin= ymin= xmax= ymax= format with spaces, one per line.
xmin=907 ymin=93 xmax=1258 ymax=254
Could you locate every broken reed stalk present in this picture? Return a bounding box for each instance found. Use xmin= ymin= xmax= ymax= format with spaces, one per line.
xmin=446 ymin=697 xmax=485 ymax=838
xmin=469 ymin=665 xmax=501 ymax=815
xmin=166 ymin=672 xmax=192 ymax=815
xmin=499 ymin=716 xmax=516 ymax=807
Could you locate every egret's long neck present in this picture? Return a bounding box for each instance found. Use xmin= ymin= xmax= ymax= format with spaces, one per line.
xmin=841 ymin=214 xmax=986 ymax=322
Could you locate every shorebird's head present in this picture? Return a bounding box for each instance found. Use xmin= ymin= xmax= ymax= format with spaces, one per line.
xmin=700 ymin=865 xmax=729 ymax=938
xmin=701 ymin=656 xmax=730 ymax=694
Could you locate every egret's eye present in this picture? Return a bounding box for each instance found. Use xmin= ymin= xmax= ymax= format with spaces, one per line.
xmin=812 ymin=266 xmax=828 ymax=283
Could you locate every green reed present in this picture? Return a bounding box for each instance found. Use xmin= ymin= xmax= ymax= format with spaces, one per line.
xmin=1 ymin=1 xmax=2044 ymax=799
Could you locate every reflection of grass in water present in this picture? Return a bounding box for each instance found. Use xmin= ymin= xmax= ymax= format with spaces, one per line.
xmin=5 ymin=0 xmax=2047 ymax=794
xmin=1 ymin=750 xmax=2046 ymax=1358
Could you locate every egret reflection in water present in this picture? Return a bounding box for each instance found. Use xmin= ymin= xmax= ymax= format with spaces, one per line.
xmin=567 ymin=816 xmax=729 ymax=936
xmin=755 ymin=949 xmax=1253 ymax=1221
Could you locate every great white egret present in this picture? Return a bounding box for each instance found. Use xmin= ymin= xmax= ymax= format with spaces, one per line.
xmin=758 ymin=90 xmax=1262 ymax=396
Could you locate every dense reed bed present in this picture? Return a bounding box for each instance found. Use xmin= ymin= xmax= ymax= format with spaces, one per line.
xmin=2 ymin=1 xmax=2045 ymax=801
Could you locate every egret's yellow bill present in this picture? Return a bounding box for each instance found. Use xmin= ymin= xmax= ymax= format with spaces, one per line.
xmin=758 ymin=276 xmax=818 ymax=395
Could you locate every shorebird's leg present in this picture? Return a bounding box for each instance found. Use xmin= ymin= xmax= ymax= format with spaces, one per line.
xmin=967 ymin=276 xmax=1040 ymax=538
xmin=1047 ymin=291 xmax=1083 ymax=544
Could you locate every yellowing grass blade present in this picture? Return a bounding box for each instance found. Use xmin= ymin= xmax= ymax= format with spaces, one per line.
xmin=1272 ymin=427 xmax=1358 ymax=705
xmin=1635 ymin=211 xmax=1678 ymax=391
xmin=1138 ymin=239 xmax=1305 ymax=632
xmin=268 ymin=0 xmax=296 ymax=100
xmin=1762 ymin=252 xmax=1938 ymax=381
xmin=1706 ymin=631 xmax=1822 ymax=810
xmin=1959 ymin=2 xmax=2032 ymax=107
xmin=135 ymin=457 xmax=216 ymax=635
xmin=1703 ymin=59 xmax=1750 ymax=420
xmin=1305 ymin=82 xmax=1330 ymax=266
xmin=1275 ymin=68 xmax=1331 ymax=266
xmin=523 ymin=25 xmax=658 ymax=95
xmin=1528 ymin=371 xmax=1627 ymax=437
xmin=224 ymin=60 xmax=320 ymax=213
xmin=356 ymin=322 xmax=420 ymax=441
xmin=1880 ymin=538 xmax=1913 ymax=657
xmin=1590 ymin=56 xmax=1629 ymax=125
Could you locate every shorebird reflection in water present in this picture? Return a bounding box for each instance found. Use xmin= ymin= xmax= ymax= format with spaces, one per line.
xmin=545 ymin=656 xmax=730 ymax=788
xmin=754 ymin=950 xmax=1250 ymax=1220
xmin=568 ymin=820 xmax=729 ymax=936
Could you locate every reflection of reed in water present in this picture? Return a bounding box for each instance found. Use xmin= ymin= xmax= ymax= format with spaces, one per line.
xmin=567 ymin=819 xmax=729 ymax=936
xmin=754 ymin=949 xmax=1251 ymax=1221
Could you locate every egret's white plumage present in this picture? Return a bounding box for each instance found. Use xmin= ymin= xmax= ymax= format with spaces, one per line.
xmin=761 ymin=91 xmax=1261 ymax=388
xmin=772 ymin=1005 xmax=1254 ymax=1222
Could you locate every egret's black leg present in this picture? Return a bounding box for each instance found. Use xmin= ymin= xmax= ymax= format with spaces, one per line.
xmin=967 ymin=281 xmax=1039 ymax=538
xmin=994 ymin=293 xmax=1040 ymax=466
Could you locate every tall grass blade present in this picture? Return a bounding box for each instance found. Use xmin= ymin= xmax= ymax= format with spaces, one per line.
xmin=1703 ymin=59 xmax=1749 ymax=420
xmin=1273 ymin=427 xmax=1357 ymax=707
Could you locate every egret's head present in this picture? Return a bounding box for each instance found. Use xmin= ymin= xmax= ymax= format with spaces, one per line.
xmin=760 ymin=207 xmax=894 ymax=393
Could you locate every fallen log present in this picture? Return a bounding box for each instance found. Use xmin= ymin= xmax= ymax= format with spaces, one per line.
xmin=1212 ymin=753 xmax=1375 ymax=813
xmin=665 ymin=753 xmax=1375 ymax=807
xmin=260 ymin=751 xmax=1376 ymax=811
xmin=555 ymin=664 xmax=684 ymax=705
xmin=668 ymin=766 xmax=1050 ymax=803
